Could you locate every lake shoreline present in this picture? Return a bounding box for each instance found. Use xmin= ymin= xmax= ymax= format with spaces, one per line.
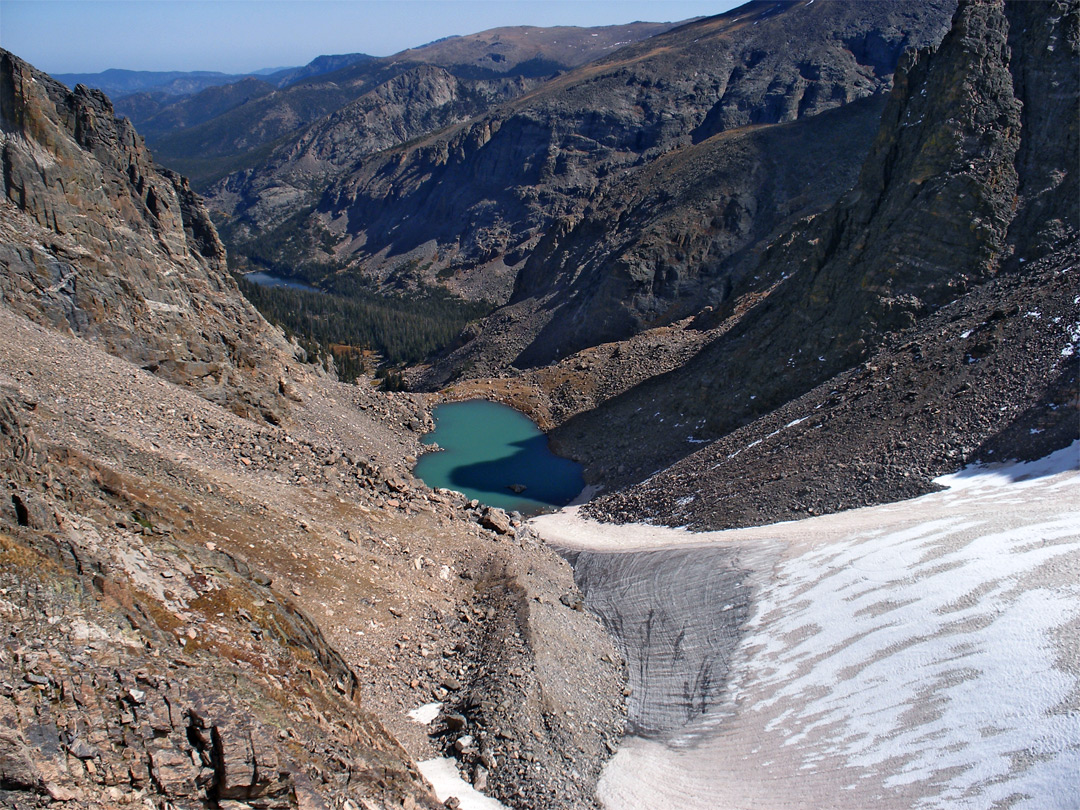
xmin=414 ymin=399 xmax=584 ymax=515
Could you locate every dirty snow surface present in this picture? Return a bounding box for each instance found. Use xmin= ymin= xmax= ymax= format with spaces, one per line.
xmin=533 ymin=444 xmax=1080 ymax=809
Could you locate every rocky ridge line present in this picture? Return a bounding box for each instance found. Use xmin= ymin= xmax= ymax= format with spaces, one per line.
xmin=0 ymin=49 xmax=295 ymax=424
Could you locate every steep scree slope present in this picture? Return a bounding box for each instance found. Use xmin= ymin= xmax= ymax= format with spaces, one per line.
xmin=0 ymin=51 xmax=629 ymax=810
xmin=0 ymin=381 xmax=443 ymax=810
xmin=588 ymin=244 xmax=1080 ymax=529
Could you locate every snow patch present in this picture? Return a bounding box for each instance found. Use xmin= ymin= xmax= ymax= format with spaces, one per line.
xmin=418 ymin=758 xmax=508 ymax=809
xmin=741 ymin=511 xmax=1080 ymax=807
xmin=407 ymin=702 xmax=442 ymax=725
xmin=934 ymin=440 xmax=1079 ymax=491
xmin=538 ymin=444 xmax=1080 ymax=808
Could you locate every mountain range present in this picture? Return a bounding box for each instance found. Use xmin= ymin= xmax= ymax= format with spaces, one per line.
xmin=0 ymin=0 xmax=1077 ymax=807
xmin=204 ymin=3 xmax=954 ymax=305
xmin=114 ymin=22 xmax=682 ymax=191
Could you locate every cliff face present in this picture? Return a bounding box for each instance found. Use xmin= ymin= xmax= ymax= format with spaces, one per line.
xmin=1004 ymin=0 xmax=1079 ymax=257
xmin=716 ymin=0 xmax=1023 ymax=389
xmin=421 ymin=93 xmax=890 ymax=379
xmin=214 ymin=65 xmax=538 ymax=248
xmin=566 ymin=0 xmax=1079 ymax=516
xmin=0 ymin=50 xmax=294 ymax=423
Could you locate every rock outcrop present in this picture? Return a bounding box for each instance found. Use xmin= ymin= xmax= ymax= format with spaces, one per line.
xmin=0 ymin=49 xmax=295 ymax=423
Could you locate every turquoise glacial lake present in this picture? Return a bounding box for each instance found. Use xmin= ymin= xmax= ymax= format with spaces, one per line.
xmin=414 ymin=400 xmax=585 ymax=515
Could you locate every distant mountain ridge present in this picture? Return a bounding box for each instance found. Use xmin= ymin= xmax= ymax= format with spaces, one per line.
xmin=66 ymin=55 xmax=379 ymax=152
xmin=122 ymin=21 xmax=681 ymax=190
xmin=224 ymin=0 xmax=953 ymax=355
xmin=54 ymin=67 xmax=268 ymax=97
xmin=54 ymin=53 xmax=374 ymax=99
xmin=115 ymin=76 xmax=279 ymax=141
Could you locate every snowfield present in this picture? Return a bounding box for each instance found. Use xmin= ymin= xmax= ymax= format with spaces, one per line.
xmin=533 ymin=443 xmax=1080 ymax=809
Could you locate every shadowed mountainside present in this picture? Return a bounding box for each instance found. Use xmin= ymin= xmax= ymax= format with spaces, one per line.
xmin=574 ymin=0 xmax=1079 ymax=524
xmin=234 ymin=1 xmax=953 ymax=355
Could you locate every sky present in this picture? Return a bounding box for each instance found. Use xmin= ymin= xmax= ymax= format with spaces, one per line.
xmin=1 ymin=1 xmax=743 ymax=76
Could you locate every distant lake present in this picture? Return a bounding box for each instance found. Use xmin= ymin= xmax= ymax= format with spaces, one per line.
xmin=244 ymin=272 xmax=321 ymax=293
xmin=414 ymin=400 xmax=585 ymax=515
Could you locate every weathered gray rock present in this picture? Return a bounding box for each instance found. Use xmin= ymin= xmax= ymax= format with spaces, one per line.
xmin=1004 ymin=0 xmax=1079 ymax=258
xmin=0 ymin=729 xmax=41 ymax=791
xmin=0 ymin=49 xmax=296 ymax=423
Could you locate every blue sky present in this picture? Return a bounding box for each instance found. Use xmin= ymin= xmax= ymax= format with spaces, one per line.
xmin=2 ymin=1 xmax=743 ymax=75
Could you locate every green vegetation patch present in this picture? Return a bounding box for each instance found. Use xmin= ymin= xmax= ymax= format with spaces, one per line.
xmin=236 ymin=276 xmax=492 ymax=383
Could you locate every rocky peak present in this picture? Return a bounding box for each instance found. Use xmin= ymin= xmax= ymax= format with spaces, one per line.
xmin=3 ymin=52 xmax=195 ymax=260
xmin=750 ymin=0 xmax=1023 ymax=365
xmin=0 ymin=49 xmax=293 ymax=423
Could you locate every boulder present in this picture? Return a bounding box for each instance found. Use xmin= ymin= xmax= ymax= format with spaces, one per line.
xmin=480 ymin=507 xmax=512 ymax=535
